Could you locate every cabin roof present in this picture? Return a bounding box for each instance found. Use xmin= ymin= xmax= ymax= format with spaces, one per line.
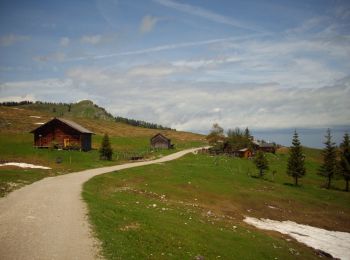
xmin=252 ymin=140 xmax=275 ymax=148
xmin=30 ymin=117 xmax=94 ymax=134
xmin=259 ymin=143 xmax=275 ymax=148
xmin=151 ymin=133 xmax=170 ymax=142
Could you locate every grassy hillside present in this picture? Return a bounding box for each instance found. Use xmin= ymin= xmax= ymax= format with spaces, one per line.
xmin=0 ymin=102 xmax=205 ymax=196
xmin=83 ymin=149 xmax=350 ymax=259
xmin=18 ymin=100 xmax=115 ymax=121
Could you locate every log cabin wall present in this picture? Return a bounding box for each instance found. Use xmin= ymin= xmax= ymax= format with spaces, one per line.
xmin=32 ymin=118 xmax=93 ymax=151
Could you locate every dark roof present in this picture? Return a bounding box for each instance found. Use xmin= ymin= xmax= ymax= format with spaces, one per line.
xmin=259 ymin=143 xmax=275 ymax=148
xmin=252 ymin=140 xmax=275 ymax=148
xmin=151 ymin=133 xmax=170 ymax=142
xmin=30 ymin=118 xmax=94 ymax=134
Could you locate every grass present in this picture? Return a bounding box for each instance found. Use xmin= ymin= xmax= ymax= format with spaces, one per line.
xmin=0 ymin=168 xmax=49 ymax=197
xmin=0 ymin=104 xmax=206 ymax=197
xmin=83 ymin=149 xmax=350 ymax=259
xmin=0 ymin=132 xmax=205 ymax=197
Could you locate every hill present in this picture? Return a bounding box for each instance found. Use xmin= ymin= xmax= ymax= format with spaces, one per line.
xmin=1 ymin=100 xmax=172 ymax=130
xmin=0 ymin=101 xmax=205 ymax=196
xmin=0 ymin=100 xmax=203 ymax=140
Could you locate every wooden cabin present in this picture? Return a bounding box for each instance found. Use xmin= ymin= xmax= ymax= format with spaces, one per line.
xmin=30 ymin=118 xmax=94 ymax=151
xmin=150 ymin=133 xmax=173 ymax=149
xmin=257 ymin=143 xmax=276 ymax=154
xmin=236 ymin=148 xmax=253 ymax=158
xmin=252 ymin=140 xmax=276 ymax=154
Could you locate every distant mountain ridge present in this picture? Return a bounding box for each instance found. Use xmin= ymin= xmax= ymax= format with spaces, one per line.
xmin=0 ymin=100 xmax=173 ymax=130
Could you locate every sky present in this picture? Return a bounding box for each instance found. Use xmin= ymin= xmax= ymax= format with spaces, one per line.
xmin=0 ymin=0 xmax=350 ymax=147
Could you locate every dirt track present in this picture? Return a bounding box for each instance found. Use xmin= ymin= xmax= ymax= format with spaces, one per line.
xmin=0 ymin=148 xmax=202 ymax=260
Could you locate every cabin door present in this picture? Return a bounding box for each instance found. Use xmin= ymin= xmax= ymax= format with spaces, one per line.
xmin=64 ymin=138 xmax=70 ymax=148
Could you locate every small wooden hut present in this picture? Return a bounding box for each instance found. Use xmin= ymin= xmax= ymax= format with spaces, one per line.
xmin=236 ymin=148 xmax=253 ymax=158
xmin=30 ymin=118 xmax=94 ymax=151
xmin=257 ymin=143 xmax=276 ymax=154
xmin=150 ymin=133 xmax=173 ymax=149
xmin=252 ymin=141 xmax=276 ymax=154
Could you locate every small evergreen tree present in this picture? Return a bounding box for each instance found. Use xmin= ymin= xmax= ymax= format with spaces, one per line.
xmin=319 ymin=129 xmax=337 ymax=189
xmin=99 ymin=133 xmax=113 ymax=161
xmin=254 ymin=151 xmax=269 ymax=177
xmin=244 ymin=127 xmax=252 ymax=140
xmin=287 ymin=130 xmax=306 ymax=185
xmin=339 ymin=133 xmax=350 ymax=191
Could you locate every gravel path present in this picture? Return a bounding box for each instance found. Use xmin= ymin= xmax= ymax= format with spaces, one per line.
xmin=0 ymin=148 xmax=202 ymax=260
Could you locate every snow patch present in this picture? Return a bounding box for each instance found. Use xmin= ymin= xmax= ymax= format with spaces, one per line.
xmin=34 ymin=122 xmax=44 ymax=125
xmin=244 ymin=217 xmax=350 ymax=260
xmin=29 ymin=116 xmax=41 ymax=118
xmin=0 ymin=162 xmax=51 ymax=169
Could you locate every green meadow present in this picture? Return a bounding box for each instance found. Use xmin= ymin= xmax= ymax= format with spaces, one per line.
xmin=0 ymin=132 xmax=204 ymax=196
xmin=83 ymin=150 xmax=350 ymax=259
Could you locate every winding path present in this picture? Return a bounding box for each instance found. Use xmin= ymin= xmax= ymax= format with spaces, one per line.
xmin=0 ymin=147 xmax=203 ymax=260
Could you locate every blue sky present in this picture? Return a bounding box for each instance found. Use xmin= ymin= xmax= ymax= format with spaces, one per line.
xmin=1 ymin=0 xmax=350 ymax=147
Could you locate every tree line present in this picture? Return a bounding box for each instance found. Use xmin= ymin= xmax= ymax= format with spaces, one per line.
xmin=206 ymin=123 xmax=257 ymax=154
xmin=115 ymin=116 xmax=173 ymax=130
xmin=286 ymin=129 xmax=350 ymax=191
xmin=0 ymin=101 xmax=34 ymax=106
xmin=206 ymin=123 xmax=350 ymax=191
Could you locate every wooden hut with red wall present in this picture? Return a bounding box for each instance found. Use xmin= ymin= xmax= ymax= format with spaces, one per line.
xmin=236 ymin=148 xmax=253 ymax=158
xmin=30 ymin=118 xmax=94 ymax=151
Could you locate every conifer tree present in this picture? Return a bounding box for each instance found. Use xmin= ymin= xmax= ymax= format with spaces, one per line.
xmin=99 ymin=133 xmax=113 ymax=161
xmin=339 ymin=133 xmax=350 ymax=191
xmin=319 ymin=129 xmax=337 ymax=189
xmin=244 ymin=127 xmax=251 ymax=140
xmin=287 ymin=130 xmax=305 ymax=185
xmin=254 ymin=151 xmax=269 ymax=177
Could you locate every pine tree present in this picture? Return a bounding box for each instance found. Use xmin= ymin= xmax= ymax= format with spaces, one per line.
xmin=254 ymin=151 xmax=269 ymax=177
xmin=319 ymin=129 xmax=337 ymax=189
xmin=99 ymin=133 xmax=113 ymax=161
xmin=287 ymin=130 xmax=305 ymax=185
xmin=244 ymin=127 xmax=251 ymax=140
xmin=339 ymin=133 xmax=350 ymax=191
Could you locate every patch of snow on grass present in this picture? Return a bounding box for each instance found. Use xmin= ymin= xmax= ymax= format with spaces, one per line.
xmin=244 ymin=217 xmax=350 ymax=260
xmin=0 ymin=162 xmax=51 ymax=169
xmin=34 ymin=122 xmax=44 ymax=125
xmin=29 ymin=116 xmax=41 ymax=118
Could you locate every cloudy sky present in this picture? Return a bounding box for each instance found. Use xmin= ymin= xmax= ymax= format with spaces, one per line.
xmin=1 ymin=0 xmax=350 ymax=146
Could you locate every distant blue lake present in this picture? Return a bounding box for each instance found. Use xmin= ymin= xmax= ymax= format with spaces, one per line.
xmin=252 ymin=126 xmax=350 ymax=149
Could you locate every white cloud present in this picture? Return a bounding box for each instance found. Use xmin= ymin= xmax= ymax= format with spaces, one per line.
xmin=140 ymin=15 xmax=160 ymax=33
xmin=60 ymin=37 xmax=70 ymax=47
xmin=80 ymin=35 xmax=102 ymax=45
xmin=0 ymin=34 xmax=30 ymax=47
xmin=67 ymin=34 xmax=260 ymax=61
xmin=127 ymin=63 xmax=187 ymax=77
xmin=153 ymin=0 xmax=262 ymax=32
xmin=2 ymin=67 xmax=349 ymax=133
xmin=0 ymin=94 xmax=36 ymax=102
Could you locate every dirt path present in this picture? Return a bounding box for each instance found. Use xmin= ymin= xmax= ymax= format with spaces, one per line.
xmin=0 ymin=148 xmax=203 ymax=260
